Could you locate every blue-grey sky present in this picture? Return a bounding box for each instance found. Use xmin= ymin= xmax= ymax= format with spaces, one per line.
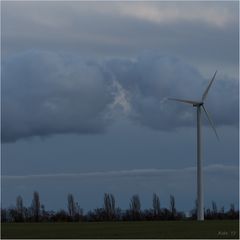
xmin=1 ymin=1 xmax=239 ymax=213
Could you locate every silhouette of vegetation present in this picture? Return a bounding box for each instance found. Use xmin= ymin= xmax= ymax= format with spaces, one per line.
xmin=152 ymin=193 xmax=161 ymax=219
xmin=129 ymin=194 xmax=141 ymax=220
xmin=103 ymin=193 xmax=116 ymax=220
xmin=1 ymin=191 xmax=239 ymax=222
xmin=67 ymin=193 xmax=83 ymax=222
xmin=169 ymin=195 xmax=176 ymax=220
xmin=32 ymin=191 xmax=40 ymax=222
xmin=16 ymin=195 xmax=24 ymax=222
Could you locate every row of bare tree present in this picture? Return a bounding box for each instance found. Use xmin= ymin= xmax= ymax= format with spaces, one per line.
xmin=1 ymin=191 xmax=238 ymax=222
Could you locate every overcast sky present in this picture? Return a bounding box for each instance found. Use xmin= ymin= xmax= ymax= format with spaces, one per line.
xmin=1 ymin=1 xmax=239 ymax=213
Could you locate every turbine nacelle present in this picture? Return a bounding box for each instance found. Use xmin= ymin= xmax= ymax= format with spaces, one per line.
xmin=193 ymin=102 xmax=203 ymax=107
xmin=168 ymin=70 xmax=218 ymax=140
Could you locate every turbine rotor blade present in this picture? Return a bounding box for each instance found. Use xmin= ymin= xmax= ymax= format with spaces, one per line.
xmin=168 ymin=98 xmax=200 ymax=105
xmin=202 ymin=70 xmax=217 ymax=101
xmin=202 ymin=105 xmax=219 ymax=140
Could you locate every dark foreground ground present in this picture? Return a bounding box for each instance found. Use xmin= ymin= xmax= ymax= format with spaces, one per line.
xmin=1 ymin=220 xmax=239 ymax=239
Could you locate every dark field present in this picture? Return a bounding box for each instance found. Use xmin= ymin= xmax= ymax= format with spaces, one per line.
xmin=1 ymin=220 xmax=239 ymax=239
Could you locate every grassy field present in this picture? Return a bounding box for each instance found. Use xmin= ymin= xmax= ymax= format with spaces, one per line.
xmin=1 ymin=220 xmax=239 ymax=239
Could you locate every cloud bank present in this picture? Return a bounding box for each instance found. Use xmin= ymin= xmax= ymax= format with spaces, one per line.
xmin=2 ymin=1 xmax=238 ymax=76
xmin=116 ymin=2 xmax=236 ymax=27
xmin=2 ymin=51 xmax=238 ymax=142
xmin=2 ymin=164 xmax=237 ymax=180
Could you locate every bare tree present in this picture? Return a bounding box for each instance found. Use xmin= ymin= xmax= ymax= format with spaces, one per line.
xmin=67 ymin=193 xmax=76 ymax=221
xmin=220 ymin=206 xmax=224 ymax=214
xmin=227 ymin=203 xmax=238 ymax=219
xmin=152 ymin=193 xmax=161 ymax=217
xmin=212 ymin=201 xmax=217 ymax=215
xmin=32 ymin=191 xmax=40 ymax=222
xmin=75 ymin=202 xmax=83 ymax=221
xmin=16 ymin=195 xmax=24 ymax=222
xmin=104 ymin=193 xmax=116 ymax=220
xmin=129 ymin=194 xmax=141 ymax=220
xmin=1 ymin=208 xmax=7 ymax=222
xmin=169 ymin=195 xmax=176 ymax=219
xmin=190 ymin=199 xmax=198 ymax=219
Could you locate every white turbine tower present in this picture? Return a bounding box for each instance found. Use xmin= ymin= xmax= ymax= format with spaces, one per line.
xmin=169 ymin=71 xmax=219 ymax=221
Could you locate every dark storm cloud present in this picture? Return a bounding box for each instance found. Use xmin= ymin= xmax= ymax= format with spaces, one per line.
xmin=2 ymin=51 xmax=238 ymax=142
xmin=2 ymin=50 xmax=115 ymax=142
xmin=106 ymin=53 xmax=238 ymax=131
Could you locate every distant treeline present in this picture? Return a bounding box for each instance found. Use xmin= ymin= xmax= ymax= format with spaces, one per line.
xmin=1 ymin=191 xmax=239 ymax=222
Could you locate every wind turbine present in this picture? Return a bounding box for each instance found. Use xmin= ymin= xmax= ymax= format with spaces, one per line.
xmin=169 ymin=71 xmax=219 ymax=221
